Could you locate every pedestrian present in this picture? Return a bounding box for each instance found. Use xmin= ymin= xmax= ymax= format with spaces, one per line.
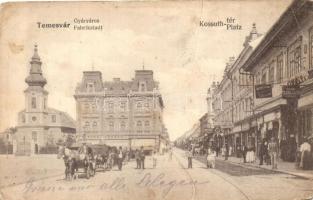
xmin=221 ymin=145 xmax=226 ymax=157
xmin=117 ymin=146 xmax=123 ymax=171
xmin=140 ymin=146 xmax=145 ymax=169
xmin=186 ymin=149 xmax=193 ymax=169
xmin=242 ymin=144 xmax=247 ymax=163
xmin=259 ymin=139 xmax=266 ymax=165
xmin=268 ymin=137 xmax=278 ymax=169
xmin=152 ymin=151 xmax=157 ymax=168
xmin=299 ymin=139 xmax=311 ymax=170
xmin=215 ymin=146 xmax=220 ymax=157
xmin=168 ymin=148 xmax=173 ymax=161
xmin=225 ymin=143 xmax=229 ymax=161
xmin=107 ymin=150 xmax=113 ymax=170
xmin=135 ymin=149 xmax=141 ymax=169
xmin=229 ymin=145 xmax=232 ymax=157
xmin=207 ymin=148 xmax=216 ymax=168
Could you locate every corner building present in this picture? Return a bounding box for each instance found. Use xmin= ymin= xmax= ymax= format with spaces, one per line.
xmin=74 ymin=70 xmax=165 ymax=152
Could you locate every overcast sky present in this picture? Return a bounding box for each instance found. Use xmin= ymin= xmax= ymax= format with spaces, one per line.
xmin=0 ymin=0 xmax=291 ymax=140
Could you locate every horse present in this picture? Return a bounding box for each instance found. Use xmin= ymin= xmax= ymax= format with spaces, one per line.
xmin=58 ymin=146 xmax=95 ymax=180
xmin=58 ymin=146 xmax=76 ymax=180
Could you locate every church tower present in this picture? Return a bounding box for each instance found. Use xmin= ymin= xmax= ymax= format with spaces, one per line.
xmin=24 ymin=45 xmax=48 ymax=122
xmin=14 ymin=45 xmax=76 ymax=156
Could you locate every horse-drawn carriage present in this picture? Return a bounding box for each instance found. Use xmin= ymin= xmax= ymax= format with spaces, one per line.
xmin=58 ymin=143 xmax=110 ymax=180
xmin=91 ymin=144 xmax=110 ymax=172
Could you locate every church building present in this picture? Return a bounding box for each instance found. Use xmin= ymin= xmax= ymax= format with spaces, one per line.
xmin=14 ymin=45 xmax=76 ymax=155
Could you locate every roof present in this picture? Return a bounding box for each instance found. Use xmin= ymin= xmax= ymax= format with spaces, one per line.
xmin=249 ymin=35 xmax=265 ymax=50
xmin=18 ymin=107 xmax=76 ymax=129
xmin=242 ymin=0 xmax=312 ymax=71
xmin=103 ymin=80 xmax=132 ymax=94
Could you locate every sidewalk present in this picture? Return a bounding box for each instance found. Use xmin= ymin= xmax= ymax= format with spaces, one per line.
xmin=216 ymin=155 xmax=313 ymax=180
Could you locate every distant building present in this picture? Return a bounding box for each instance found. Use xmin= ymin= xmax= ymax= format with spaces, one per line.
xmin=74 ymin=69 xmax=166 ymax=152
xmin=210 ymin=23 xmax=262 ymax=154
xmin=14 ymin=45 xmax=76 ymax=156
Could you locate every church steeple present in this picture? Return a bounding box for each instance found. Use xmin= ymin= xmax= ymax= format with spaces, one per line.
xmin=25 ymin=45 xmax=47 ymax=87
xmin=243 ymin=23 xmax=261 ymax=47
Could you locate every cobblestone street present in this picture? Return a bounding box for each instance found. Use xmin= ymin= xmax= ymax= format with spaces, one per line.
xmin=0 ymin=149 xmax=312 ymax=200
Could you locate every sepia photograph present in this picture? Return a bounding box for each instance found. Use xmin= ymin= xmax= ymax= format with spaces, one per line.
xmin=0 ymin=0 xmax=313 ymax=200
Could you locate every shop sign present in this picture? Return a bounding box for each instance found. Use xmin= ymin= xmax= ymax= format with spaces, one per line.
xmin=282 ymin=85 xmax=300 ymax=99
xmin=255 ymin=84 xmax=272 ymax=98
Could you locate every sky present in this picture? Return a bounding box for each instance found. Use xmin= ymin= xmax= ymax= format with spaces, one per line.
xmin=0 ymin=0 xmax=292 ymax=140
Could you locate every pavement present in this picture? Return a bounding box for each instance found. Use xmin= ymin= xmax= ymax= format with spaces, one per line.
xmin=214 ymin=155 xmax=313 ymax=180
xmin=0 ymin=154 xmax=64 ymax=188
xmin=0 ymin=150 xmax=312 ymax=200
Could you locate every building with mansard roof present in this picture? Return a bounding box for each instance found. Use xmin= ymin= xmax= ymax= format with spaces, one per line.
xmin=74 ymin=69 xmax=168 ymax=153
xmin=14 ymin=46 xmax=76 ymax=156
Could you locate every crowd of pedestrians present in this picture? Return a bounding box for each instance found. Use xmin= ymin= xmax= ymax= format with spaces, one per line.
xmin=181 ymin=135 xmax=313 ymax=172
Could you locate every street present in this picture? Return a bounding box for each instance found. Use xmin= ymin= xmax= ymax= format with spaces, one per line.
xmin=0 ymin=148 xmax=312 ymax=200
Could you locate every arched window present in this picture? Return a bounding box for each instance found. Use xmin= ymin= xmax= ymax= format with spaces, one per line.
xmin=109 ymin=121 xmax=114 ymax=130
xmin=120 ymin=121 xmax=126 ymax=130
xmin=93 ymin=121 xmax=97 ymax=128
xmin=92 ymin=103 xmax=96 ymax=112
xmin=137 ymin=121 xmax=142 ymax=127
xmin=141 ymin=84 xmax=145 ymax=91
xmin=137 ymin=102 xmax=142 ymax=109
xmin=85 ymin=121 xmax=90 ymax=127
xmin=84 ymin=103 xmax=89 ymax=111
xmin=120 ymin=102 xmax=126 ymax=110
xmin=31 ymin=97 xmax=36 ymax=109
xmin=144 ymin=121 xmax=150 ymax=127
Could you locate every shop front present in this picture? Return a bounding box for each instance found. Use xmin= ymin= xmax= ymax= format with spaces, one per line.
xmin=298 ymin=80 xmax=313 ymax=143
xmin=232 ymin=125 xmax=242 ymax=157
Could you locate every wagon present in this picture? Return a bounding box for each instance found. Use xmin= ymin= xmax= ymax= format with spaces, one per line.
xmin=67 ymin=144 xmax=95 ymax=179
xmin=90 ymin=144 xmax=110 ymax=172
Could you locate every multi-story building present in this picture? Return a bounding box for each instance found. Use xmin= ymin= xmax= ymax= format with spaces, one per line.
xmin=210 ymin=24 xmax=262 ymax=155
xmin=14 ymin=46 xmax=76 ymax=155
xmin=74 ymin=69 xmax=166 ymax=152
xmin=242 ymin=0 xmax=313 ymax=161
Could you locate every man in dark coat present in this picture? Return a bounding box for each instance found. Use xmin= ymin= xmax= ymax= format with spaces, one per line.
xmin=259 ymin=139 xmax=267 ymax=165
xmin=242 ymin=144 xmax=248 ymax=163
xmin=225 ymin=143 xmax=229 ymax=160
xmin=135 ymin=149 xmax=140 ymax=169
xmin=140 ymin=146 xmax=145 ymax=169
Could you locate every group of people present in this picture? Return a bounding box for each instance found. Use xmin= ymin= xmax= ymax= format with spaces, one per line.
xmin=258 ymin=137 xmax=279 ymax=169
xmin=185 ymin=147 xmax=216 ymax=169
xmin=183 ymin=136 xmax=313 ymax=172
xmin=242 ymin=145 xmax=256 ymax=163
xmin=134 ymin=147 xmax=146 ymax=169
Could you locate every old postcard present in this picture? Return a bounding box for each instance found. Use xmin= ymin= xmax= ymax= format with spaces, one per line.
xmin=0 ymin=0 xmax=313 ymax=200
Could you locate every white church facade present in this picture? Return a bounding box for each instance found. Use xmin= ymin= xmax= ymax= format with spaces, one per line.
xmin=14 ymin=45 xmax=76 ymax=155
